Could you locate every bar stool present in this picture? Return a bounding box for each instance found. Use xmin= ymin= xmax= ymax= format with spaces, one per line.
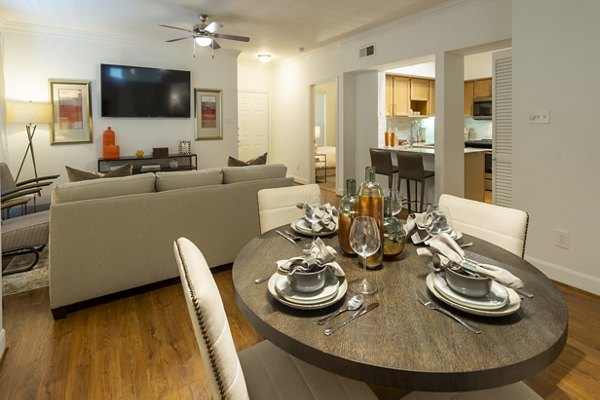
xmin=369 ymin=148 xmax=399 ymax=191
xmin=396 ymin=152 xmax=434 ymax=213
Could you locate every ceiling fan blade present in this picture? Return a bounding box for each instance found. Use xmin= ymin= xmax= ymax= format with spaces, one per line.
xmin=213 ymin=33 xmax=250 ymax=42
xmin=159 ymin=24 xmax=192 ymax=33
xmin=211 ymin=40 xmax=221 ymax=50
xmin=205 ymin=21 xmax=223 ymax=33
xmin=166 ymin=36 xmax=192 ymax=43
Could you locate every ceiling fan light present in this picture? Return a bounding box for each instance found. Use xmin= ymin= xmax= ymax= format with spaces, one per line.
xmin=258 ymin=54 xmax=271 ymax=63
xmin=195 ymin=36 xmax=213 ymax=47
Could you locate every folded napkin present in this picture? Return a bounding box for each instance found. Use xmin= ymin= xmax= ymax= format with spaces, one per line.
xmin=276 ymin=238 xmax=344 ymax=277
xmin=419 ymin=233 xmax=524 ymax=289
xmin=307 ymin=203 xmax=339 ymax=233
xmin=405 ymin=212 xmax=429 ymax=244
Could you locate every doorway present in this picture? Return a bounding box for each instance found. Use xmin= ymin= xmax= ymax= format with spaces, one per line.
xmin=310 ymin=80 xmax=337 ymax=192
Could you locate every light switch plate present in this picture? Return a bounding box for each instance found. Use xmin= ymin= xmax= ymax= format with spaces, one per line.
xmin=528 ymin=110 xmax=550 ymax=124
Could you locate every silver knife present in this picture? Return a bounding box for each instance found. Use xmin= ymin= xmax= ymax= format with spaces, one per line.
xmin=516 ymin=288 xmax=534 ymax=298
xmin=323 ymin=302 xmax=380 ymax=336
xmin=276 ymin=230 xmax=297 ymax=245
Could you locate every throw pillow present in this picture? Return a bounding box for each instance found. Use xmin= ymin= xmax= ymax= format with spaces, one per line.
xmin=65 ymin=163 xmax=133 ymax=182
xmin=227 ymin=152 xmax=268 ymax=167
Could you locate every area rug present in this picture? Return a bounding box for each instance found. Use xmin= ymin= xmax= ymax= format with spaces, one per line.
xmin=2 ymin=247 xmax=49 ymax=296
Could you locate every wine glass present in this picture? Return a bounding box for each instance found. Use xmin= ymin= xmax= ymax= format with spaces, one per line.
xmin=349 ymin=216 xmax=380 ymax=295
xmin=303 ymin=193 xmax=323 ymax=246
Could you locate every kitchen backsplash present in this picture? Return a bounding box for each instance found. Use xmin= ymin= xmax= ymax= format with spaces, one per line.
xmin=464 ymin=118 xmax=492 ymax=140
xmin=385 ymin=116 xmax=492 ymax=143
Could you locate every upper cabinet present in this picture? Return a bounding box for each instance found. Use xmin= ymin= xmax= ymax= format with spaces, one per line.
xmin=464 ymin=78 xmax=491 ymax=116
xmin=386 ymin=74 xmax=435 ymax=117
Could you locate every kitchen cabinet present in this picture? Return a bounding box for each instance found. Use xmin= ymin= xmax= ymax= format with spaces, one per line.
xmin=410 ymin=78 xmax=429 ymax=101
xmin=427 ymin=80 xmax=435 ymax=115
xmin=474 ymin=78 xmax=492 ymax=98
xmin=464 ymin=78 xmax=492 ymax=116
xmin=391 ymin=76 xmax=410 ymax=116
xmin=385 ymin=75 xmax=394 ymax=116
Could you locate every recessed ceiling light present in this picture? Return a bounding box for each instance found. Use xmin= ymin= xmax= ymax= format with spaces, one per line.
xmin=257 ymin=54 xmax=271 ymax=63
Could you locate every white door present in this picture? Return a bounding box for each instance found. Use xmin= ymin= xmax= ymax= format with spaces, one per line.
xmin=492 ymin=49 xmax=513 ymax=207
xmin=238 ymin=92 xmax=269 ymax=161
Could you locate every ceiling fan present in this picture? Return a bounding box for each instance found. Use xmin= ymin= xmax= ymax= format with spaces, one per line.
xmin=160 ymin=14 xmax=250 ymax=53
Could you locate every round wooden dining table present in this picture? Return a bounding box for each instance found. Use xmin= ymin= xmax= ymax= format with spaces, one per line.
xmin=232 ymin=228 xmax=568 ymax=392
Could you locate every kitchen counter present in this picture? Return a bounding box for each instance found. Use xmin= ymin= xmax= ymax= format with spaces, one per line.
xmin=383 ymin=145 xmax=489 ymax=155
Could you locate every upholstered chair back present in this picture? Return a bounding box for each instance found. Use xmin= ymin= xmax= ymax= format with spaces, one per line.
xmin=1 ymin=162 xmax=17 ymax=190
xmin=257 ymin=184 xmax=321 ymax=234
xmin=438 ymin=194 xmax=529 ymax=258
xmin=173 ymin=237 xmax=249 ymax=400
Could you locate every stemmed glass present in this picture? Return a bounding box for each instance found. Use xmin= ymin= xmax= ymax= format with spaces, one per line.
xmin=303 ymin=193 xmax=323 ymax=246
xmin=349 ymin=216 xmax=380 ymax=295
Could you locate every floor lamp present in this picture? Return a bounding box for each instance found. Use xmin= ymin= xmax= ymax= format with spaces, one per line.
xmin=6 ymin=101 xmax=53 ymax=181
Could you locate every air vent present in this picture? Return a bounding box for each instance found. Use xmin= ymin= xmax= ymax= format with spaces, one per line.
xmin=359 ymin=44 xmax=375 ymax=58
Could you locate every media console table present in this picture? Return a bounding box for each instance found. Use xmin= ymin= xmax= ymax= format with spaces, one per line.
xmin=98 ymin=153 xmax=197 ymax=175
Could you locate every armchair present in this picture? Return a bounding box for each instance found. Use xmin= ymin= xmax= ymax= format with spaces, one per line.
xmin=1 ymin=161 xmax=59 ymax=218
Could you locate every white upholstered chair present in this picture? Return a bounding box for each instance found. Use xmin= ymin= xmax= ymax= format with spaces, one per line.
xmin=438 ymin=194 xmax=529 ymax=258
xmin=257 ymin=184 xmax=321 ymax=234
xmin=173 ymin=237 xmax=377 ymax=400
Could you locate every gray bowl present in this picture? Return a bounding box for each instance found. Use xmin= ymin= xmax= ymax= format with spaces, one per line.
xmin=445 ymin=267 xmax=492 ymax=298
xmin=288 ymin=267 xmax=327 ymax=293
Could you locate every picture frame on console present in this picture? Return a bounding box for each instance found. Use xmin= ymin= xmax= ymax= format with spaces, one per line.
xmin=49 ymin=80 xmax=93 ymax=144
xmin=194 ymin=88 xmax=222 ymax=140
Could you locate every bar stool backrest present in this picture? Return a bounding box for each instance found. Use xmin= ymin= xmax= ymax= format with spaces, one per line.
xmin=369 ymin=149 xmax=395 ymax=176
xmin=396 ymin=153 xmax=425 ymax=181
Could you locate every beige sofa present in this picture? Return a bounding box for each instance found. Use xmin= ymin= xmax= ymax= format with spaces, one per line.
xmin=49 ymin=164 xmax=293 ymax=318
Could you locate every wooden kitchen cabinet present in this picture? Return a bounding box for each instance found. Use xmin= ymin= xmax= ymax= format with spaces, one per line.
xmin=464 ymin=81 xmax=474 ymax=116
xmin=385 ymin=75 xmax=394 ymax=116
xmin=427 ymin=80 xmax=435 ymax=115
xmin=473 ymin=78 xmax=492 ymax=98
xmin=410 ymin=78 xmax=430 ymax=101
xmin=392 ymin=76 xmax=410 ymax=116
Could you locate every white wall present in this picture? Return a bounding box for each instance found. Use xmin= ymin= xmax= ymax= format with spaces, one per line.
xmin=2 ymin=30 xmax=240 ymax=193
xmin=512 ymin=0 xmax=600 ymax=294
xmin=0 ymin=32 xmax=6 ymax=365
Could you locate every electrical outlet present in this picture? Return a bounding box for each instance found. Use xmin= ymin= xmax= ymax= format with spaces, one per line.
xmin=555 ymin=230 xmax=569 ymax=249
xmin=528 ymin=110 xmax=550 ymax=124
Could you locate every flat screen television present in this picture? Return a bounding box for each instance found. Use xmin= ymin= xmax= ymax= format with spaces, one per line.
xmin=100 ymin=63 xmax=191 ymax=118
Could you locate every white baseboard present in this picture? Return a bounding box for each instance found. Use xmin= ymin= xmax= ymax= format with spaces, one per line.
xmin=290 ymin=175 xmax=309 ymax=185
xmin=526 ymin=256 xmax=600 ymax=296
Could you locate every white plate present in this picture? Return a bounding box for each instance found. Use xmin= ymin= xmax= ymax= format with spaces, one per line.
xmin=274 ymin=270 xmax=340 ymax=305
xmin=269 ymin=272 xmax=348 ymax=310
xmin=290 ymin=219 xmax=338 ymax=237
xmin=432 ymin=273 xmax=508 ymax=310
xmin=426 ymin=273 xmax=521 ymax=317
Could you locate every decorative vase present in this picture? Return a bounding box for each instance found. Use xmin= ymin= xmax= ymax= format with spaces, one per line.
xmin=357 ymin=166 xmax=384 ymax=268
xmin=338 ymin=179 xmax=358 ymax=256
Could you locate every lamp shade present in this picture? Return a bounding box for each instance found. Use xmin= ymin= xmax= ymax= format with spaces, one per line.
xmin=7 ymin=101 xmax=52 ymax=124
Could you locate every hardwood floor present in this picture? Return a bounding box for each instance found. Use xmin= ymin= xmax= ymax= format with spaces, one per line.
xmin=1 ymin=189 xmax=598 ymax=399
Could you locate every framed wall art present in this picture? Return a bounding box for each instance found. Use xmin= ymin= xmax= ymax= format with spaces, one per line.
xmin=194 ymin=88 xmax=222 ymax=140
xmin=49 ymin=80 xmax=93 ymax=144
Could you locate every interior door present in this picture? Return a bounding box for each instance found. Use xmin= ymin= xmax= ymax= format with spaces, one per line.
xmin=238 ymin=92 xmax=269 ymax=161
xmin=492 ymin=49 xmax=513 ymax=207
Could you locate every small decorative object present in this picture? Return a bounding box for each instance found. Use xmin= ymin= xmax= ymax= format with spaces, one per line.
xmin=102 ymin=126 xmax=120 ymax=159
xmin=169 ymin=159 xmax=179 ymax=169
xmin=135 ymin=150 xmax=144 ymax=158
xmin=338 ymin=179 xmax=358 ymax=256
xmin=152 ymin=147 xmax=169 ymax=158
xmin=383 ymin=197 xmax=406 ymax=259
xmin=179 ymin=140 xmax=191 ymax=155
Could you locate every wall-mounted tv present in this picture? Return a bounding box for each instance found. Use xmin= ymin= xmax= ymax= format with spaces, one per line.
xmin=100 ymin=63 xmax=191 ymax=118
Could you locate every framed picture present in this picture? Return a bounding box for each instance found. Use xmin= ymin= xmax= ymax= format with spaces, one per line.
xmin=195 ymin=88 xmax=222 ymax=140
xmin=179 ymin=140 xmax=191 ymax=154
xmin=49 ymin=80 xmax=93 ymax=144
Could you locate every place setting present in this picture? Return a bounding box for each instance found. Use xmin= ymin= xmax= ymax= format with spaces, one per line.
xmin=290 ymin=194 xmax=339 ymax=238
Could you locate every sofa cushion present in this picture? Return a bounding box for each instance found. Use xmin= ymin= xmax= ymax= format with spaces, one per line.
xmin=222 ymin=164 xmax=287 ymax=184
xmin=65 ymin=163 xmax=133 ymax=182
xmin=155 ymin=168 xmax=223 ymax=191
xmin=52 ymin=173 xmax=156 ymax=204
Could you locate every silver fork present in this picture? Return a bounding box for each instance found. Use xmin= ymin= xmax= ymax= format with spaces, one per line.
xmin=416 ymin=290 xmax=482 ymax=334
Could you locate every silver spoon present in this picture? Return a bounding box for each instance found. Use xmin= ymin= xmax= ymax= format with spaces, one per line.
xmin=317 ymin=295 xmax=364 ymax=325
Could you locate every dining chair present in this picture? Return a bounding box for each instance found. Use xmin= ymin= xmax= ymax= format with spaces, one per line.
xmin=257 ymin=183 xmax=321 ymax=234
xmin=401 ymin=381 xmax=542 ymax=399
xmin=173 ymin=237 xmax=377 ymax=400
xmin=438 ymin=194 xmax=529 ymax=258
xmin=369 ymin=148 xmax=399 ymax=191
xmin=396 ymin=152 xmax=434 ymax=213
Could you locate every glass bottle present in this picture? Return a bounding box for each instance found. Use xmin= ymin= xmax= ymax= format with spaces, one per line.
xmin=338 ymin=179 xmax=358 ymax=255
xmin=358 ymin=166 xmax=384 ymax=268
xmin=383 ymin=197 xmax=406 ymax=259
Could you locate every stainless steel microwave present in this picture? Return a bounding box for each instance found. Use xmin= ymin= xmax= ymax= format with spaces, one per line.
xmin=473 ymin=97 xmax=492 ymax=120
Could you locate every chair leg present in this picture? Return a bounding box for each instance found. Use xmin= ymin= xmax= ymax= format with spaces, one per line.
xmin=419 ymin=179 xmax=425 ymax=213
xmin=406 ymin=179 xmax=412 ymax=213
xmin=2 ymin=246 xmax=40 ymax=276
